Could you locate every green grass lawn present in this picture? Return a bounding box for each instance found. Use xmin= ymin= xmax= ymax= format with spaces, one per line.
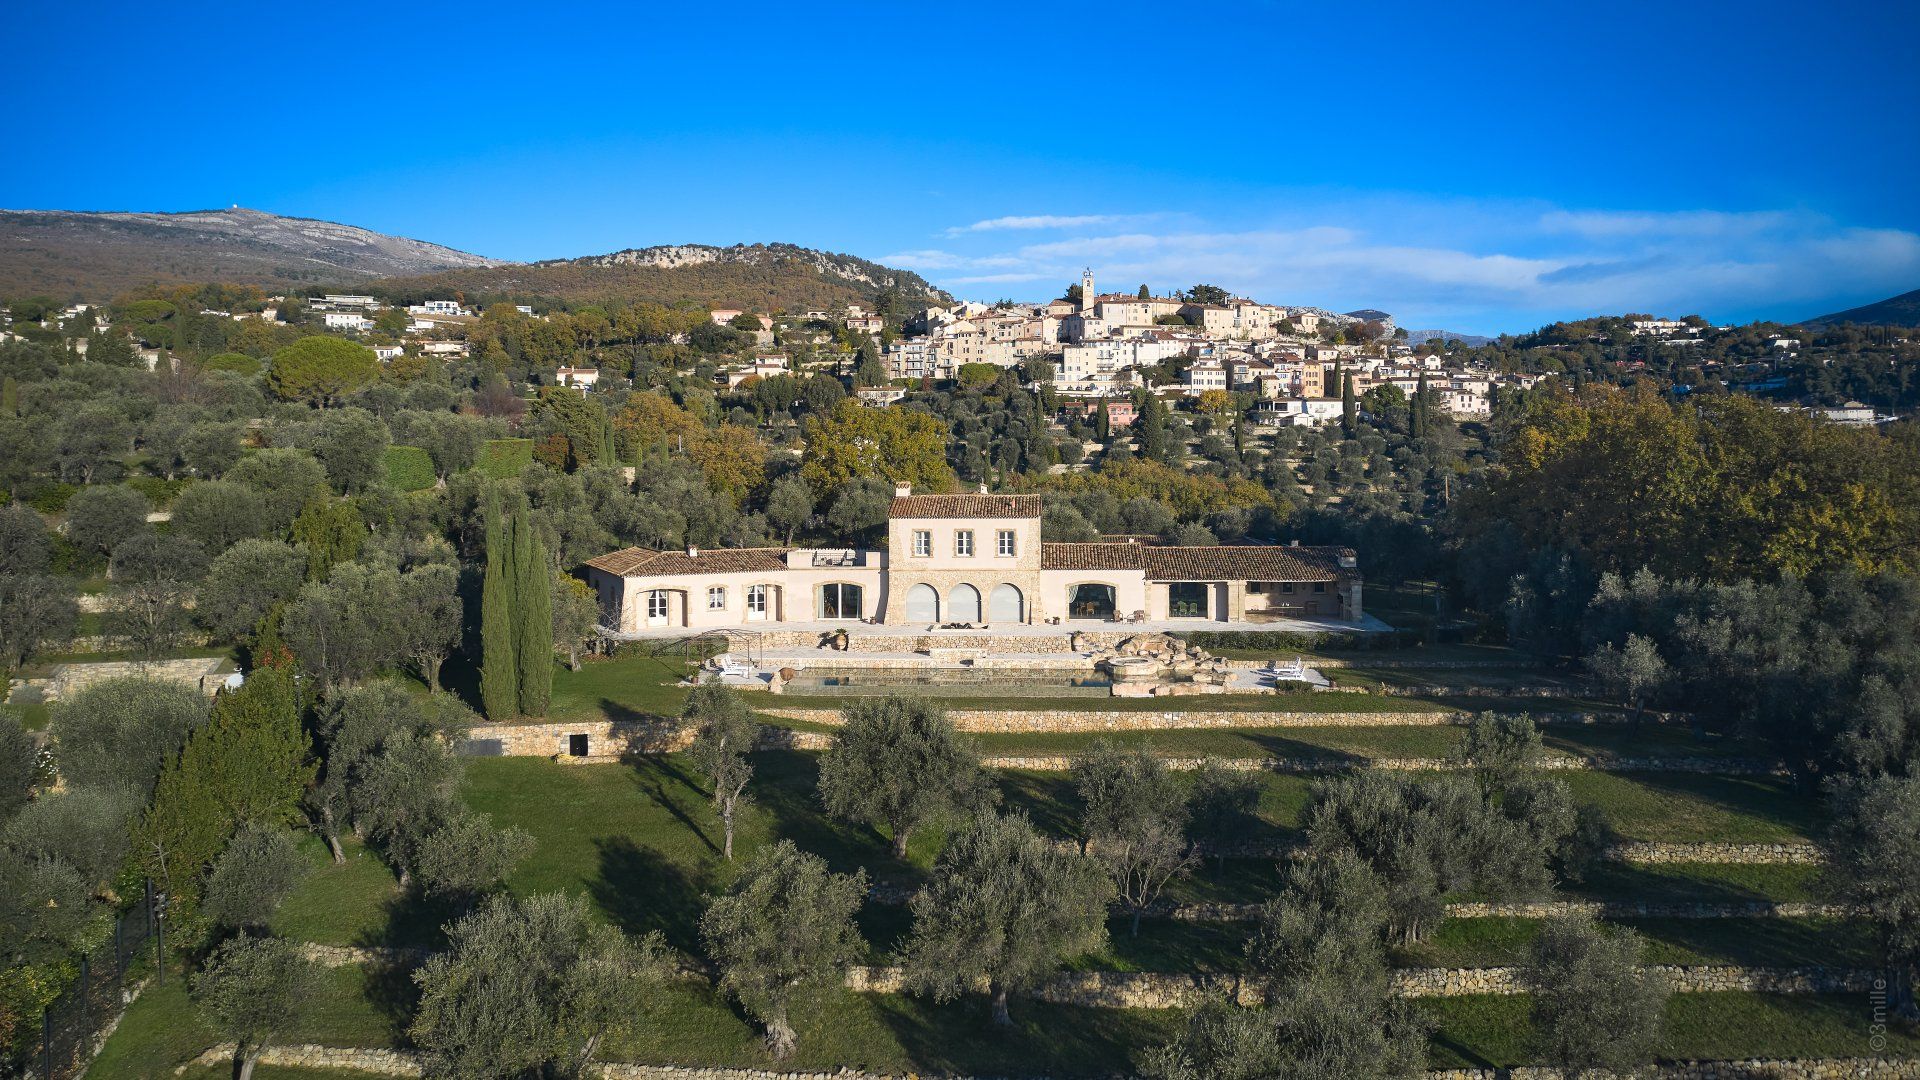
xmin=97 ymin=735 xmax=1846 ymax=1078
xmin=1325 ymin=665 xmax=1585 ymax=691
xmin=88 ymin=965 xmax=405 ymax=1080
xmin=1561 ymin=771 xmax=1822 ymax=844
xmin=966 ymin=722 xmax=1775 ymax=765
xmin=98 ymin=973 xmax=1918 ymax=1078
xmin=1423 ymin=992 xmax=1920 ymax=1069
xmin=1395 ymin=916 xmax=1877 ymax=969
xmin=1567 ymin=862 xmax=1828 ymax=904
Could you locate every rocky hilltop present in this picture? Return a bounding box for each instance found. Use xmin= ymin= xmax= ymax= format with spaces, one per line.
xmin=0 ymin=207 xmax=496 ymax=298
xmin=386 ymin=241 xmax=951 ymax=313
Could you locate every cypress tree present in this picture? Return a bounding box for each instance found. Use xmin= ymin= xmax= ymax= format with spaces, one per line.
xmin=1413 ymin=370 xmax=1429 ymax=439
xmin=479 ymin=489 xmax=519 ymax=720
xmin=1339 ymin=367 xmax=1357 ymax=438
xmin=512 ymin=509 xmax=553 ymax=716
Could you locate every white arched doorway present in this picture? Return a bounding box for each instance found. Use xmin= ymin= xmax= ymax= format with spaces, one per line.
xmin=989 ymin=583 xmax=1024 ymax=623
xmin=904 ymin=583 xmax=940 ymax=624
xmin=948 ymin=583 xmax=982 ymax=624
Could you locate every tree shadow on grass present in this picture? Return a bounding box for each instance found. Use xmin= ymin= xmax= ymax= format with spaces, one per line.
xmin=1243 ymin=731 xmax=1367 ymax=766
xmin=866 ymin=991 xmax=1170 ymax=1077
xmin=750 ymin=748 xmax=922 ymax=881
xmin=602 ymin=698 xmax=673 ymax=725
xmin=619 ymin=750 xmax=721 ymax=856
xmin=359 ymin=958 xmax=424 ymax=1046
xmin=356 ymin=889 xmax=459 ymax=952
xmin=590 ymin=835 xmax=713 ymax=954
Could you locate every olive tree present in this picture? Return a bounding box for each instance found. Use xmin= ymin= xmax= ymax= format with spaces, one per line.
xmin=192 ymin=934 xmax=321 ymax=1080
xmin=202 ymin=825 xmax=309 ymax=931
xmin=411 ymin=892 xmax=668 ymax=1078
xmin=64 ymin=484 xmax=150 ymax=561
xmin=199 ymin=539 xmax=308 ymax=641
xmin=1070 ymin=739 xmax=1195 ymax=934
xmin=898 ymin=811 xmax=1113 ymax=1027
xmin=1146 ymin=983 xmax=1429 ymax=1080
xmin=0 ymin=572 xmax=79 ymax=675
xmin=817 ymin=695 xmax=991 ymax=858
xmin=1187 ymin=758 xmax=1263 ymax=869
xmin=48 ymin=676 xmax=207 ymax=795
xmin=1523 ymin=914 xmax=1668 ymax=1077
xmin=684 ymin=680 xmax=756 ymax=860
xmin=1824 ymin=775 xmax=1920 ymax=1018
xmin=700 ymin=840 xmax=868 ymax=1057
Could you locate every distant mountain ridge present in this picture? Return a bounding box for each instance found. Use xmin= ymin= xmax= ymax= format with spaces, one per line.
xmin=383 ymin=241 xmax=952 ymax=314
xmin=1800 ymin=288 xmax=1920 ymax=328
xmin=0 ymin=207 xmax=497 ymax=298
xmin=1404 ymin=328 xmax=1495 ymax=347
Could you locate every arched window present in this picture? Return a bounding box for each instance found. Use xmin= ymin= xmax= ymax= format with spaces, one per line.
xmin=989 ymin=583 xmax=1023 ymax=623
xmin=816 ymin=582 xmax=864 ymax=620
xmin=948 ymin=583 xmax=982 ymax=624
xmin=904 ymin=583 xmax=940 ymax=624
xmin=1068 ymin=583 xmax=1116 ymax=620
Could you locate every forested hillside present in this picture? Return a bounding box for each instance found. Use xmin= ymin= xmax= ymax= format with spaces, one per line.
xmin=374 ymin=242 xmax=951 ymax=316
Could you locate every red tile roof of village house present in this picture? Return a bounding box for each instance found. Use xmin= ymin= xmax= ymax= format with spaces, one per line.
xmin=1041 ymin=543 xmax=1146 ymax=572
xmin=888 ymin=493 xmax=1042 ymax=519
xmin=1041 ymin=542 xmax=1354 ymax=580
xmin=1142 ymin=545 xmax=1350 ymax=582
xmin=584 ymin=547 xmax=792 ymax=577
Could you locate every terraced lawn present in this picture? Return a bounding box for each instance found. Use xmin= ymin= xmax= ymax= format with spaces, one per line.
xmin=1424 ymin=992 xmax=1920 ymax=1069
xmin=1395 ymin=916 xmax=1878 ymax=969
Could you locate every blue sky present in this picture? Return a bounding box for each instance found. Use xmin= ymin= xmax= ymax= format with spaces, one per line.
xmin=5 ymin=0 xmax=1917 ymax=334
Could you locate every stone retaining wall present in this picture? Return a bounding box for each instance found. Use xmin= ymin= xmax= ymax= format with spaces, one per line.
xmin=843 ymin=964 xmax=1880 ymax=1007
xmin=760 ymin=706 xmax=1667 ymax=733
xmin=1156 ymin=900 xmax=1858 ymax=922
xmin=1390 ymin=965 xmax=1878 ymax=998
xmin=977 ymin=753 xmax=1781 ymax=776
xmin=1156 ymin=839 xmax=1823 ymax=864
xmin=1613 ymin=842 xmax=1823 ymax=865
xmin=181 ymin=1046 xmax=1920 ymax=1080
xmin=24 ymin=656 xmax=231 ymax=701
xmin=1432 ymin=1063 xmax=1920 ymax=1080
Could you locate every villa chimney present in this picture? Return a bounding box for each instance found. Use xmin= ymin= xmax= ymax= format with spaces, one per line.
xmin=893 ymin=481 xmax=912 ymax=497
xmin=1289 ymin=540 xmax=1299 ymax=547
xmin=686 ymin=546 xmax=699 ymax=558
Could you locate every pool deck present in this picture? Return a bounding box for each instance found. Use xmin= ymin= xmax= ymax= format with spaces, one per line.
xmin=606 ymin=613 xmax=1391 ymax=642
xmin=708 ymin=648 xmax=1331 ymax=693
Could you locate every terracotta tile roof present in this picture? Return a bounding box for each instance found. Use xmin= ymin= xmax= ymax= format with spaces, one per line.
xmin=1041 ymin=543 xmax=1145 ymax=572
xmin=889 ymin=493 xmax=1041 ymax=519
xmin=584 ymin=547 xmax=792 ymax=577
xmin=1143 ymin=545 xmax=1352 ymax=582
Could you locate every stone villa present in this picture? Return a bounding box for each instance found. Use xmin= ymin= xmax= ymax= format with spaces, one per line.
xmin=583 ymin=486 xmax=1363 ymax=633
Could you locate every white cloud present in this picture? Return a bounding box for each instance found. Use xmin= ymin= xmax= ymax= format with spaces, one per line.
xmin=908 ymin=201 xmax=1920 ymax=332
xmin=942 ymin=212 xmax=1166 ymax=237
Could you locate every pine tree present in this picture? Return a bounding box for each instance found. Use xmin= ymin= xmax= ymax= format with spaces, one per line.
xmin=1339 ymin=367 xmax=1357 ymax=438
xmin=479 ymin=489 xmax=519 ymax=720
xmin=512 ymin=509 xmax=552 ymax=717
